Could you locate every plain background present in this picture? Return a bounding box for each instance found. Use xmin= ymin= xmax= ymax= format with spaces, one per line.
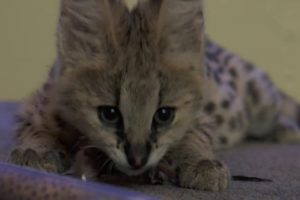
xmin=0 ymin=0 xmax=299 ymax=101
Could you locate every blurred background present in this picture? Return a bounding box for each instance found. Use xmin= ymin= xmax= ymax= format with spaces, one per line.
xmin=0 ymin=0 xmax=299 ymax=101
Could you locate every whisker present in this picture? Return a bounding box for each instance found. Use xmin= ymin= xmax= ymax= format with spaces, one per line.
xmin=82 ymin=145 xmax=99 ymax=149
xmin=96 ymin=154 xmax=105 ymax=161
xmin=108 ymin=161 xmax=115 ymax=175
xmin=99 ymin=159 xmax=111 ymax=173
xmin=71 ymin=135 xmax=90 ymax=152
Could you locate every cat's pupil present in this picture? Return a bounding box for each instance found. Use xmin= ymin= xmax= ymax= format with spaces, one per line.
xmin=159 ymin=109 xmax=170 ymax=121
xmin=98 ymin=106 xmax=120 ymax=125
xmin=154 ymin=107 xmax=175 ymax=126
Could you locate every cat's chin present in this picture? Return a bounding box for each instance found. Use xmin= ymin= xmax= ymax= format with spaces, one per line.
xmin=115 ymin=165 xmax=150 ymax=176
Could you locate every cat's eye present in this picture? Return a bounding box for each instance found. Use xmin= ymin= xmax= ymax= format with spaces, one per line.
xmin=98 ymin=106 xmax=121 ymax=125
xmin=153 ymin=107 xmax=175 ymax=127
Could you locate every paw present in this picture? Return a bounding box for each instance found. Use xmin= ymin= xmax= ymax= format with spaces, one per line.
xmin=9 ymin=148 xmax=69 ymax=173
xmin=178 ymin=159 xmax=230 ymax=191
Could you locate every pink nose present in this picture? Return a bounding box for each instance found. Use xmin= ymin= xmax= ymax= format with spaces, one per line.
xmin=129 ymin=156 xmax=143 ymax=169
xmin=124 ymin=142 xmax=151 ymax=169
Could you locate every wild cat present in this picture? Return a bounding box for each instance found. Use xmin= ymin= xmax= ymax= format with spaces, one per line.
xmin=8 ymin=0 xmax=300 ymax=192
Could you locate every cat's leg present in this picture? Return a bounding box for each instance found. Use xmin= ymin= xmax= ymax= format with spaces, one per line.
xmin=166 ymin=129 xmax=230 ymax=191
xmin=8 ymin=100 xmax=70 ymax=173
xmin=9 ymin=132 xmax=69 ymax=173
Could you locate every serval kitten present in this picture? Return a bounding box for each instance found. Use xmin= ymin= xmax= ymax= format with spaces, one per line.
xmin=10 ymin=0 xmax=300 ymax=191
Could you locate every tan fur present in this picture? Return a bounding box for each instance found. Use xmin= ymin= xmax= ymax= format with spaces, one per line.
xmin=9 ymin=0 xmax=230 ymax=191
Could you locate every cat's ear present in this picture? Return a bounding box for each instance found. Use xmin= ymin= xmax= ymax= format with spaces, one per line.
xmin=57 ymin=0 xmax=127 ymax=69
xmin=151 ymin=0 xmax=205 ymax=72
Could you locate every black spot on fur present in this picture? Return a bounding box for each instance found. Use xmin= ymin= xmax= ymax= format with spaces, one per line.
xmin=229 ymin=68 xmax=238 ymax=79
xmin=244 ymin=63 xmax=255 ymax=72
xmin=205 ymin=47 xmax=222 ymax=63
xmin=204 ymin=102 xmax=216 ymax=114
xmin=247 ymin=80 xmax=260 ymax=104
xmin=228 ymin=81 xmax=237 ymax=91
xmin=38 ymin=109 xmax=45 ymax=117
xmin=219 ymin=136 xmax=228 ymax=145
xmin=43 ymin=83 xmax=51 ymax=92
xmin=54 ymin=114 xmax=66 ymax=129
xmin=215 ymin=115 xmax=224 ymax=126
xmin=205 ymin=64 xmax=212 ymax=77
xmin=41 ymin=96 xmax=49 ymax=106
xmin=221 ymin=100 xmax=231 ymax=109
xmin=213 ymin=72 xmax=221 ymax=85
xmin=223 ymin=54 xmax=233 ymax=66
xmin=217 ymin=67 xmax=224 ymax=74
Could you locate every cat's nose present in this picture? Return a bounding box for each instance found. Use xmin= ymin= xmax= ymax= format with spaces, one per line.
xmin=127 ymin=155 xmax=144 ymax=169
xmin=124 ymin=142 xmax=151 ymax=169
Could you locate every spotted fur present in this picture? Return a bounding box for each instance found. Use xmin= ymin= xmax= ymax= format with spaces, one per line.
xmin=204 ymin=40 xmax=300 ymax=148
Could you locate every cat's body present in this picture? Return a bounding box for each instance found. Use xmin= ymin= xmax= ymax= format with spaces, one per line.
xmin=9 ymin=0 xmax=300 ymax=191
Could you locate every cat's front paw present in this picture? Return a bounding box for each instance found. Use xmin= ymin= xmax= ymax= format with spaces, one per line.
xmin=178 ymin=159 xmax=230 ymax=191
xmin=9 ymin=148 xmax=69 ymax=173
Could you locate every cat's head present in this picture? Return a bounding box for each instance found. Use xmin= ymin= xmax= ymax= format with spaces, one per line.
xmin=55 ymin=0 xmax=204 ymax=175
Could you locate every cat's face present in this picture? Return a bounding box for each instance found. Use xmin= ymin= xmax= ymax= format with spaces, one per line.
xmin=57 ymin=62 xmax=202 ymax=174
xmin=56 ymin=0 xmax=204 ymax=175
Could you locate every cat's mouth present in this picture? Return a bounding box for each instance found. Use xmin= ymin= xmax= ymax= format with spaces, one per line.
xmin=76 ymin=147 xmax=152 ymax=177
xmin=115 ymin=164 xmax=150 ymax=176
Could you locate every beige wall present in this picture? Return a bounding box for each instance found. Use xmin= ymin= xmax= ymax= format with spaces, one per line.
xmin=0 ymin=1 xmax=59 ymax=100
xmin=0 ymin=0 xmax=299 ymax=101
